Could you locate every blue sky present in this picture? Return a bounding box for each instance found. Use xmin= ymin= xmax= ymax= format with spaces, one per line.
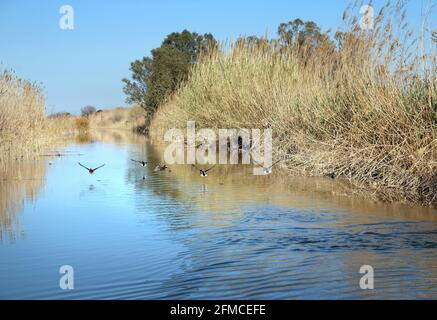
xmin=0 ymin=0 xmax=434 ymax=114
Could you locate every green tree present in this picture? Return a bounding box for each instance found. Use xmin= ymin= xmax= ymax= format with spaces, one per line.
xmin=236 ymin=35 xmax=259 ymax=46
xmin=278 ymin=19 xmax=329 ymax=48
xmin=161 ymin=30 xmax=216 ymax=62
xmin=122 ymin=57 xmax=152 ymax=107
xmin=122 ymin=30 xmax=216 ymax=124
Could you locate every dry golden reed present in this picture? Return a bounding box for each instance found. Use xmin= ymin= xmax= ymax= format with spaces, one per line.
xmin=0 ymin=71 xmax=72 ymax=166
xmin=87 ymin=106 xmax=144 ymax=131
xmin=150 ymin=0 xmax=437 ymax=206
xmin=74 ymin=116 xmax=89 ymax=130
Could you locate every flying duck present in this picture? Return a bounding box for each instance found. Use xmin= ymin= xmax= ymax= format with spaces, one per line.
xmin=153 ymin=164 xmax=170 ymax=172
xmin=131 ymin=159 xmax=148 ymax=167
xmin=192 ymin=164 xmax=216 ymax=177
xmin=78 ymin=163 xmax=105 ymax=174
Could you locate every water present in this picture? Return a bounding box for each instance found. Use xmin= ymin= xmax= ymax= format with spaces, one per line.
xmin=1 ymin=130 xmax=436 ymax=299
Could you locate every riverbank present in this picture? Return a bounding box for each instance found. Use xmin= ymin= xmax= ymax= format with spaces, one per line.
xmin=149 ymin=11 xmax=437 ymax=206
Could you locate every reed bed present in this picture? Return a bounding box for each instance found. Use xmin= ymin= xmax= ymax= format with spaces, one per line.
xmin=150 ymin=1 xmax=437 ymax=206
xmin=0 ymin=71 xmax=73 ymax=167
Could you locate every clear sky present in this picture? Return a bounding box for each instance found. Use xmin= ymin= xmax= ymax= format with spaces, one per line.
xmin=0 ymin=0 xmax=434 ymax=114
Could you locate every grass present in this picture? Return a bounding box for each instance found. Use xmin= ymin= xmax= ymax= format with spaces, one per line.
xmin=150 ymin=0 xmax=437 ymax=206
xmin=0 ymin=70 xmax=73 ymax=167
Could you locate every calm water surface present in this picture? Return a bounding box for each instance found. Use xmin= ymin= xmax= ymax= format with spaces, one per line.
xmin=0 ymin=130 xmax=436 ymax=299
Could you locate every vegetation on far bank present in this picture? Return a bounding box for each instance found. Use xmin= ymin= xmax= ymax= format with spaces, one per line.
xmin=145 ymin=0 xmax=437 ymax=206
xmin=86 ymin=106 xmax=145 ymax=132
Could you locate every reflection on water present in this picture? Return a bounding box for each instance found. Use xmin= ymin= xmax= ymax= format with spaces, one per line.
xmin=0 ymin=158 xmax=48 ymax=243
xmin=0 ymin=129 xmax=436 ymax=299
